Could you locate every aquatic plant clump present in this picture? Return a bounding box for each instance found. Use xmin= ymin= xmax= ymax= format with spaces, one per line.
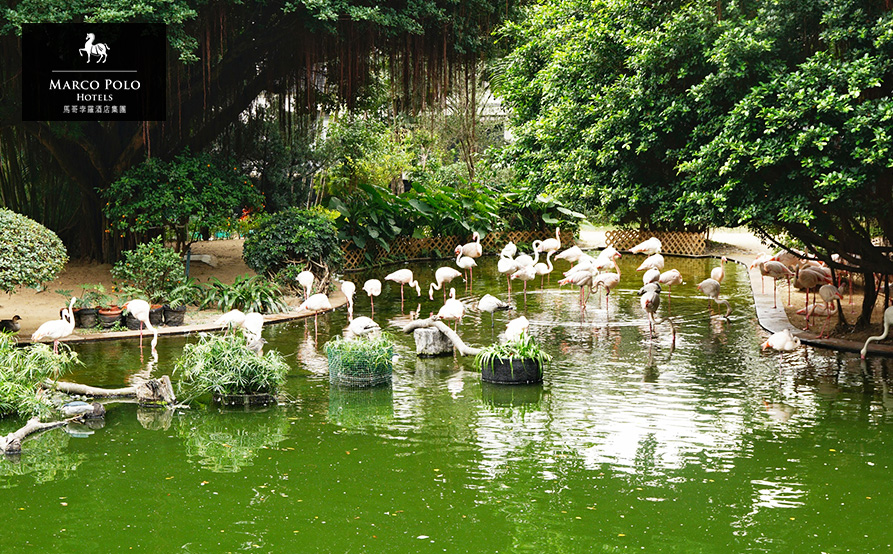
xmin=0 ymin=335 xmax=79 ymax=417
xmin=474 ymin=332 xmax=552 ymax=375
xmin=174 ymin=332 xmax=289 ymax=398
xmin=324 ymin=334 xmax=395 ymax=387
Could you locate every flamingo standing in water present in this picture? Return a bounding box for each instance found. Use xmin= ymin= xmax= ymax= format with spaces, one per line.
xmin=457 ymin=231 xmax=483 ymax=259
xmin=762 ymin=329 xmax=801 ymax=352
xmin=636 ymin=253 xmax=665 ymax=272
xmin=299 ymin=293 xmax=333 ymax=334
xmin=539 ymin=228 xmax=561 ymax=255
xmin=640 ymin=288 xmax=660 ymax=339
xmin=511 ymin=264 xmax=538 ymax=302
xmin=497 ymin=253 xmax=520 ymax=295
xmin=341 ymin=281 xmax=356 ymax=320
xmin=697 ymin=278 xmax=731 ymax=317
xmin=123 ymin=299 xmax=158 ymax=351
xmin=555 ymin=245 xmax=585 ymax=264
xmin=500 ymin=241 xmax=518 ymax=259
xmin=558 ymin=266 xmax=597 ymax=308
xmin=659 ymin=269 xmax=684 ymax=307
xmin=31 ymin=297 xmax=76 ymax=354
xmin=533 ymin=250 xmax=554 ymax=288
xmin=504 ymin=316 xmax=530 ymax=342
xmin=429 ymin=266 xmax=464 ymax=302
xmin=363 ymin=279 xmax=382 ymax=313
xmin=385 ymin=269 xmax=421 ymax=304
xmin=454 ymin=248 xmax=478 ymax=290
xmin=478 ymin=294 xmax=512 ymax=328
xmin=591 ymin=272 xmax=620 ymax=310
xmin=630 ymin=237 xmax=662 ymax=255
xmin=862 ymin=306 xmax=893 ymax=359
xmin=436 ymin=288 xmax=466 ymax=331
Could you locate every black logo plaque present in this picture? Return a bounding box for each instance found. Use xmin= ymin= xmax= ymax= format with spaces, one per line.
xmin=22 ymin=23 xmax=166 ymax=121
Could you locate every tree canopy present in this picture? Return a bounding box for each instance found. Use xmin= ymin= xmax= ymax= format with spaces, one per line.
xmin=495 ymin=0 xmax=893 ymax=325
xmin=0 ymin=0 xmax=517 ymax=260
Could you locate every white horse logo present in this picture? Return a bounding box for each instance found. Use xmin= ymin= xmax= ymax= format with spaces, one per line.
xmin=79 ymin=33 xmax=110 ymax=63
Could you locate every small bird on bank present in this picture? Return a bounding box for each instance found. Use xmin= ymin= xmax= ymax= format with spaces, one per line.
xmin=0 ymin=315 xmax=21 ymax=333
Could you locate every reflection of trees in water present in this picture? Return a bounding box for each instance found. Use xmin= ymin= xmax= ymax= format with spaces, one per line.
xmin=0 ymin=430 xmax=84 ymax=488
xmin=328 ymin=385 xmax=393 ymax=428
xmin=177 ymin=407 xmax=290 ymax=473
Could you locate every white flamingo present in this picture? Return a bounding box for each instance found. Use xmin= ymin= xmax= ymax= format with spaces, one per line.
xmin=862 ymin=306 xmax=893 ymax=359
xmin=641 ymin=288 xmax=660 ymax=339
xmin=341 ymin=281 xmax=356 ymax=320
xmin=751 ymin=257 xmax=795 ymax=308
xmin=385 ymin=269 xmax=421 ymax=303
xmin=636 ymin=253 xmax=665 ymax=272
xmin=815 ymin=284 xmax=842 ymax=339
xmin=346 ymin=316 xmax=381 ymax=339
xmin=511 ymin=264 xmax=538 ymax=302
xmin=497 ymin=254 xmax=520 ymax=295
xmin=242 ymin=312 xmax=264 ymax=341
xmin=533 ymin=250 xmax=554 ymax=288
xmin=429 ymin=266 xmax=464 ymax=302
xmin=214 ymin=309 xmax=246 ymax=331
xmin=559 ymin=266 xmax=597 ymax=307
xmin=436 ymin=288 xmax=466 ymax=331
xmin=630 ymin=237 xmax=662 ymax=255
xmin=659 ymin=269 xmax=684 ymax=306
xmin=500 ymin=241 xmax=518 ymax=259
xmin=762 ymin=329 xmax=801 ymax=352
xmin=457 ymin=232 xmax=483 ymax=259
xmin=591 ymin=272 xmax=620 ymax=310
xmin=711 ymin=256 xmax=728 ymax=283
xmin=504 ymin=316 xmax=530 ymax=342
xmin=478 ymin=294 xmax=512 ymax=328
xmin=697 ymin=278 xmax=731 ymax=317
xmin=454 ymin=248 xmax=478 ymax=290
xmin=299 ymin=293 xmax=333 ymax=334
xmin=555 ymin=245 xmax=585 ymax=264
xmin=123 ymin=299 xmax=158 ymax=351
xmin=31 ymin=297 xmax=76 ymax=354
xmin=539 ymin=227 xmax=561 ymax=254
xmin=363 ymin=279 xmax=382 ymax=312
xmin=297 ymin=270 xmax=315 ymax=299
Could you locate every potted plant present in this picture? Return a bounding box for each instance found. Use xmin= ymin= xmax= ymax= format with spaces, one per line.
xmin=324 ymin=334 xmax=395 ymax=388
xmin=475 ymin=332 xmax=552 ymax=385
xmin=116 ymin=286 xmax=164 ymax=329
xmin=163 ymin=278 xmax=204 ymax=326
xmin=174 ymin=331 xmax=289 ymax=406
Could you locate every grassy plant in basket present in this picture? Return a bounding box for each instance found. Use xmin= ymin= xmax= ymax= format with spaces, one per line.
xmin=324 ymin=333 xmax=395 ymax=387
xmin=475 ymin=331 xmax=552 ymax=373
xmin=174 ymin=331 xmax=289 ymax=399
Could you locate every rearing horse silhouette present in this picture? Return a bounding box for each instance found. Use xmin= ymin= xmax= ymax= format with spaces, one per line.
xmin=79 ymin=33 xmax=110 ymax=63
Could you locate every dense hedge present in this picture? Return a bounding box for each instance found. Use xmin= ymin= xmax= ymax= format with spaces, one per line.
xmin=0 ymin=209 xmax=67 ymax=294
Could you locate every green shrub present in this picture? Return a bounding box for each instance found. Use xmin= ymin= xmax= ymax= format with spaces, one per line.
xmin=199 ymin=275 xmax=287 ymax=314
xmin=0 ymin=209 xmax=68 ymax=294
xmin=324 ymin=334 xmax=395 ymax=387
xmin=175 ymin=332 xmax=289 ymax=397
xmin=242 ymin=206 xmax=342 ymax=280
xmin=111 ymin=237 xmax=186 ymax=304
xmin=474 ymin=332 xmax=552 ymax=373
xmin=0 ymin=335 xmax=80 ymax=417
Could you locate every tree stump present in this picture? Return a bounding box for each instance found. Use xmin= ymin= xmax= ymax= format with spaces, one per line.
xmin=413 ymin=327 xmax=455 ymax=357
xmin=135 ymin=375 xmax=176 ymax=407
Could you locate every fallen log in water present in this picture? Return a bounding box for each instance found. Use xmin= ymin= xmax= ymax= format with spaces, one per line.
xmin=45 ymin=375 xmax=176 ymax=407
xmin=0 ymin=415 xmax=84 ymax=453
xmin=402 ymin=317 xmax=481 ymax=356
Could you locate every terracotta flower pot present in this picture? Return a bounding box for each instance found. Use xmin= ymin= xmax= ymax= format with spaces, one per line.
xmin=97 ymin=306 xmax=123 ymax=328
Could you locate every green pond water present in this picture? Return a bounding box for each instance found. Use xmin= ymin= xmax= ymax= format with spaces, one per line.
xmin=3 ymin=255 xmax=893 ymax=553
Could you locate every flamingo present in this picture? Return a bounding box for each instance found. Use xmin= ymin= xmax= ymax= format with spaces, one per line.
xmin=630 ymin=237 xmax=662 ymax=255
xmin=346 ymin=316 xmax=380 ymax=339
xmin=0 ymin=315 xmax=21 ymax=333
xmin=363 ymin=279 xmax=382 ymax=312
xmin=796 ymin=302 xmax=839 ymax=318
xmin=32 ymin=297 xmax=77 ymax=354
xmin=711 ymin=256 xmax=727 ymax=283
xmin=861 ymin=306 xmax=893 ymax=359
xmin=457 ymin=232 xmax=483 ymax=259
xmin=762 ymin=329 xmax=801 ymax=352
xmin=751 ymin=257 xmax=795 ymax=308
xmin=478 ymin=294 xmax=512 ymax=328
xmin=123 ymin=299 xmax=158 ymax=351
xmin=815 ymin=284 xmax=842 ymax=338
xmin=341 ymin=281 xmax=356 ymax=320
xmin=513 ymin=240 xmax=542 ymax=271
xmin=504 ymin=316 xmax=530 ymax=342
xmin=297 ymin=270 xmax=315 ymax=299
xmin=511 ymin=264 xmax=538 ymax=302
xmin=242 ymin=312 xmax=264 ymax=341
xmin=640 ymin=288 xmax=660 ymax=339
xmin=533 ymin=250 xmax=554 ymax=288
xmin=429 ymin=266 xmax=464 ymax=301
xmin=642 ymin=267 xmax=660 ymax=286
xmin=436 ymin=288 xmax=466 ymax=331
xmin=558 ymin=266 xmax=597 ymax=307
xmin=658 ymin=269 xmax=684 ymax=306
xmin=497 ymin=254 xmax=520 ymax=295
xmin=299 ymin=293 xmax=333 ymax=334
xmin=215 ymin=309 xmax=246 ymax=331
xmin=539 ymin=227 xmax=561 ymax=255
xmin=385 ymin=269 xmax=421 ymax=303
xmin=454 ymin=247 xmax=478 ymax=290
xmin=794 ymin=266 xmax=831 ymax=330
xmin=636 ymin=253 xmax=665 ymax=272
xmin=591 ymin=272 xmax=620 ymax=310
xmin=500 ymin=241 xmax=518 ymax=259
xmin=555 ymin=245 xmax=585 ymax=264
xmin=592 ymin=247 xmax=622 ymax=277
xmin=697 ymin=278 xmax=731 ymax=317
xmin=750 ymin=254 xmax=773 ymax=294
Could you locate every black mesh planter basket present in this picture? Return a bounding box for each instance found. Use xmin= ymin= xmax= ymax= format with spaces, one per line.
xmin=480 ymin=357 xmax=543 ymax=385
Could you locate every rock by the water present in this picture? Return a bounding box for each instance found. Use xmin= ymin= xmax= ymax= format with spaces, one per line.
xmin=413 ymin=327 xmax=454 ymax=357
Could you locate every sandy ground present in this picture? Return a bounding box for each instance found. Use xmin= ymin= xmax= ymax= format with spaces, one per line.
xmin=2 ymin=230 xmax=890 ymax=344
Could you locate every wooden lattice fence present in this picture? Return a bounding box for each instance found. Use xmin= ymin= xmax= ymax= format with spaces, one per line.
xmin=341 ymin=230 xmax=577 ymax=271
xmin=605 ymin=229 xmax=705 ymax=256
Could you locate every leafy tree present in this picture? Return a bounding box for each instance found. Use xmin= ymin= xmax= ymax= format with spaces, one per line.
xmin=496 ymin=0 xmax=893 ymax=326
xmin=102 ymin=150 xmax=262 ymax=252
xmin=1 ymin=0 xmax=515 ymax=261
xmin=0 ymin=208 xmax=67 ymax=294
